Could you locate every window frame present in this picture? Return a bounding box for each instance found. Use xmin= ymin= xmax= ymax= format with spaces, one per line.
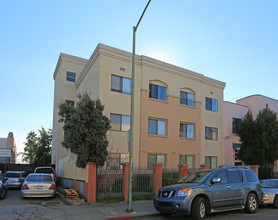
xmin=147 ymin=153 xmax=166 ymax=169
xmin=66 ymin=71 xmax=76 ymax=82
xmin=232 ymin=117 xmax=242 ymax=134
xmin=205 ymin=156 xmax=218 ymax=169
xmin=180 ymin=122 xmax=195 ymax=139
xmin=205 ymin=126 xmax=218 ymax=140
xmin=110 ymin=113 xmax=130 ymax=132
xmin=180 ymin=91 xmax=195 ymax=107
xmin=179 ymin=155 xmax=195 ymax=169
xmin=148 ymin=118 xmax=167 ymax=136
xmin=149 ymin=83 xmax=167 ymax=101
xmin=111 ymin=75 xmax=132 ymax=94
xmin=205 ymin=97 xmax=218 ymax=112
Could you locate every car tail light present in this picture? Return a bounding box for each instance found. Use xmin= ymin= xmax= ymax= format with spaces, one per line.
xmin=22 ymin=184 xmax=29 ymax=190
xmin=17 ymin=179 xmax=21 ymax=183
xmin=49 ymin=184 xmax=55 ymax=190
xmin=53 ymin=173 xmax=56 ymax=178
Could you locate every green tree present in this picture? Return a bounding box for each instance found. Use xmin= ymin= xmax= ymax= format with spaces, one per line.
xmin=36 ymin=128 xmax=52 ymax=164
xmin=58 ymin=93 xmax=110 ymax=168
xmin=18 ymin=128 xmax=52 ymax=164
xmin=18 ymin=131 xmax=37 ymax=164
xmin=238 ymin=106 xmax=278 ymax=166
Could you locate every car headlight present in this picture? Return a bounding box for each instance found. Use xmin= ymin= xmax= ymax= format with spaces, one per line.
xmin=177 ymin=188 xmax=192 ymax=197
xmin=264 ymin=193 xmax=270 ymax=197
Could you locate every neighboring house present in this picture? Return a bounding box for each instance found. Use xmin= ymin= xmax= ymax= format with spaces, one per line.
xmin=0 ymin=132 xmax=17 ymax=164
xmin=224 ymin=95 xmax=278 ymax=171
xmin=52 ymin=43 xmax=225 ymax=182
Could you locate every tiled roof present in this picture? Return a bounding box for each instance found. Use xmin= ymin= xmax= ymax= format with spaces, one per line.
xmin=0 ymin=138 xmax=7 ymax=148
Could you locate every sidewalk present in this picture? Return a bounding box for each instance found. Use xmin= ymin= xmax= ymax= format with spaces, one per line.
xmin=0 ymin=200 xmax=158 ymax=220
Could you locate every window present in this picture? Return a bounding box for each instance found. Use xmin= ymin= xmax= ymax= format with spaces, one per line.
xmin=149 ymin=83 xmax=167 ymax=101
xmin=107 ymin=153 xmax=129 ymax=169
xmin=147 ymin=154 xmax=166 ymax=169
xmin=66 ymin=71 xmax=76 ymax=82
xmin=205 ymin=156 xmax=217 ymax=169
xmin=179 ymin=155 xmax=194 ymax=169
xmin=110 ymin=113 xmax=130 ymax=131
xmin=232 ymin=118 xmax=242 ymax=134
xmin=180 ymin=123 xmax=195 ymax=139
xmin=66 ymin=100 xmax=74 ymax=107
xmin=227 ymin=170 xmax=243 ymax=183
xmin=212 ymin=170 xmax=227 ymax=184
xmin=111 ymin=75 xmax=132 ymax=94
xmin=180 ymin=91 xmax=195 ymax=107
xmin=205 ymin=127 xmax=218 ymax=140
xmin=148 ymin=119 xmax=166 ymax=136
xmin=205 ymin=97 xmax=218 ymax=112
xmin=244 ymin=170 xmax=258 ymax=182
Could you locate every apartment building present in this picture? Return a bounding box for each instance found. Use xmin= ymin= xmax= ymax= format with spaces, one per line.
xmin=224 ymin=95 xmax=278 ymax=170
xmin=52 ymin=44 xmax=225 ymax=181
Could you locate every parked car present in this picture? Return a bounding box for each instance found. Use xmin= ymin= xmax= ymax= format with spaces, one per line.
xmin=21 ymin=173 xmax=56 ymax=198
xmin=34 ymin=167 xmax=57 ymax=182
xmin=261 ymin=179 xmax=278 ymax=208
xmin=0 ymin=171 xmax=7 ymax=199
xmin=3 ymin=171 xmax=27 ymax=188
xmin=153 ymin=166 xmax=262 ymax=220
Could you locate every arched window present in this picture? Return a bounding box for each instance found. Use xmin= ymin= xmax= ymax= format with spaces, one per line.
xmin=149 ymin=80 xmax=167 ymax=101
xmin=180 ymin=88 xmax=195 ymax=107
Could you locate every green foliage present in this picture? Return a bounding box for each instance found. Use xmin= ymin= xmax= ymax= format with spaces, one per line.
xmin=238 ymin=107 xmax=278 ymax=166
xmin=58 ymin=93 xmax=110 ymax=168
xmin=18 ymin=128 xmax=52 ymax=164
xmin=162 ymin=170 xmax=178 ymax=186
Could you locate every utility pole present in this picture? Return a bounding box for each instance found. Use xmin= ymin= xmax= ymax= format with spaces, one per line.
xmin=127 ymin=0 xmax=151 ymax=212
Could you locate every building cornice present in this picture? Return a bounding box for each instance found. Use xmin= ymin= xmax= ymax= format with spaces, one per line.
xmin=237 ymin=94 xmax=278 ymax=103
xmin=53 ymin=53 xmax=88 ymax=80
xmin=74 ymin=43 xmax=226 ymax=90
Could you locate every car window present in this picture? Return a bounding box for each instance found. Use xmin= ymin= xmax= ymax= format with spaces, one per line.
xmin=227 ymin=170 xmax=243 ymax=183
xmin=27 ymin=175 xmax=53 ymax=181
xmin=4 ymin=173 xmax=20 ymax=178
xmin=244 ymin=170 xmax=258 ymax=182
xmin=177 ymin=171 xmax=212 ymax=183
xmin=212 ymin=170 xmax=227 ymax=184
xmin=262 ymin=181 xmax=278 ymax=188
xmin=35 ymin=168 xmax=53 ymax=174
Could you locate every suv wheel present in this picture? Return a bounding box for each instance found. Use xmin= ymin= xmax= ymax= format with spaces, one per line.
xmin=192 ymin=197 xmax=206 ymax=220
xmin=245 ymin=193 xmax=258 ymax=213
xmin=273 ymin=195 xmax=278 ymax=208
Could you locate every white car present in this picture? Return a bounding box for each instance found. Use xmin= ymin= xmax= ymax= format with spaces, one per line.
xmin=21 ymin=173 xmax=56 ymax=198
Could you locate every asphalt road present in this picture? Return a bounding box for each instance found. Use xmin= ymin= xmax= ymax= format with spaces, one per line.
xmin=0 ymin=188 xmax=59 ymax=206
xmin=137 ymin=207 xmax=278 ymax=220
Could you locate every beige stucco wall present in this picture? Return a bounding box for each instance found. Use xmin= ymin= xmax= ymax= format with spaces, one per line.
xmin=52 ymin=53 xmax=87 ymax=180
xmin=201 ymin=84 xmax=224 ymax=166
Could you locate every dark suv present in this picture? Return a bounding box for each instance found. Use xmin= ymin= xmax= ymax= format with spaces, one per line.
xmin=154 ymin=166 xmax=262 ymax=220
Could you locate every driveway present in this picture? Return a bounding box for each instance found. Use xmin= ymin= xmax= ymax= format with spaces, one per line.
xmin=0 ymin=188 xmax=60 ymax=206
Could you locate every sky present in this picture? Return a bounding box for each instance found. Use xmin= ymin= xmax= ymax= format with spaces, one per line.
xmin=1 ymin=0 xmax=277 ymax=161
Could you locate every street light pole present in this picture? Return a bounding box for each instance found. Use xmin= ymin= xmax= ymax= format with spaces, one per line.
xmin=128 ymin=0 xmax=151 ymax=212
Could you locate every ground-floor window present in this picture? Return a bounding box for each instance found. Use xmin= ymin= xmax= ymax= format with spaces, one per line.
xmin=179 ymin=155 xmax=194 ymax=169
xmin=107 ymin=153 xmax=129 ymax=169
xmin=147 ymin=154 xmax=166 ymax=169
xmin=205 ymin=156 xmax=217 ymax=169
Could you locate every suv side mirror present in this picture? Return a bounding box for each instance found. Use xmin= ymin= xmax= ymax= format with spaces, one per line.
xmin=212 ymin=177 xmax=221 ymax=184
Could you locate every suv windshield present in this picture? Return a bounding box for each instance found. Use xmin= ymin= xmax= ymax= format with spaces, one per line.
xmin=177 ymin=171 xmax=212 ymax=183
